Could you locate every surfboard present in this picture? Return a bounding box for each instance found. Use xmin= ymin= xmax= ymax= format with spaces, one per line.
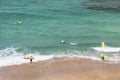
xmin=24 ymin=56 xmax=34 ymax=59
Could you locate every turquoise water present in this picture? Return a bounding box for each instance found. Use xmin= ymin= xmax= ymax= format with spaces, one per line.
xmin=0 ymin=0 xmax=120 ymax=66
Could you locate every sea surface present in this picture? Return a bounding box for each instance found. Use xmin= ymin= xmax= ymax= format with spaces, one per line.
xmin=0 ymin=0 xmax=120 ymax=67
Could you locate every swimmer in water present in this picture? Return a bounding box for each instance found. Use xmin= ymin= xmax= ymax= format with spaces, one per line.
xmin=16 ymin=20 xmax=22 ymax=24
xmin=61 ymin=40 xmax=67 ymax=44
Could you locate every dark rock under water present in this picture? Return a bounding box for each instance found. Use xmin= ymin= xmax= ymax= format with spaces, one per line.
xmin=82 ymin=0 xmax=120 ymax=11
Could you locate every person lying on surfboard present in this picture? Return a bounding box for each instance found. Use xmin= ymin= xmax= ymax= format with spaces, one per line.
xmin=61 ymin=40 xmax=67 ymax=44
xmin=16 ymin=20 xmax=22 ymax=24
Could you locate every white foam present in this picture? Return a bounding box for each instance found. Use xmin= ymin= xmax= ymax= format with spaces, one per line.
xmin=0 ymin=47 xmax=120 ymax=67
xmin=70 ymin=42 xmax=78 ymax=45
xmin=0 ymin=55 xmax=55 ymax=67
xmin=53 ymin=54 xmax=101 ymax=61
xmin=0 ymin=51 xmax=101 ymax=67
xmin=92 ymin=46 xmax=120 ymax=52
xmin=0 ymin=47 xmax=55 ymax=67
xmin=105 ymin=54 xmax=120 ymax=64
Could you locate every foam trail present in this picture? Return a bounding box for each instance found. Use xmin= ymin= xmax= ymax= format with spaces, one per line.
xmin=70 ymin=42 xmax=78 ymax=45
xmin=0 ymin=47 xmax=20 ymax=56
xmin=92 ymin=46 xmax=120 ymax=52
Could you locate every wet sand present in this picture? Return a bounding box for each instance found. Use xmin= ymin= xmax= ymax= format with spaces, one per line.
xmin=0 ymin=57 xmax=120 ymax=80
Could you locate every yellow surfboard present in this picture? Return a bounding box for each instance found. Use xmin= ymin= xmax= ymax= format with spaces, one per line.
xmin=100 ymin=42 xmax=105 ymax=48
xmin=24 ymin=56 xmax=34 ymax=60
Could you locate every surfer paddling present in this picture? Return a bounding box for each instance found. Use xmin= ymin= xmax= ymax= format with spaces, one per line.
xmin=16 ymin=20 xmax=22 ymax=24
xmin=61 ymin=40 xmax=67 ymax=44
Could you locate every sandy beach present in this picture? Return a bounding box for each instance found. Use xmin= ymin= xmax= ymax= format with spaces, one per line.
xmin=0 ymin=57 xmax=120 ymax=80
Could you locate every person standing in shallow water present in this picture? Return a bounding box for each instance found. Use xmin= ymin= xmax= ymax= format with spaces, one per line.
xmin=24 ymin=56 xmax=35 ymax=64
xmin=100 ymin=53 xmax=106 ymax=61
xmin=29 ymin=56 xmax=34 ymax=63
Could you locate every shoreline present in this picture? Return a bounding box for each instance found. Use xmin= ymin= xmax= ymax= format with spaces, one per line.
xmin=0 ymin=57 xmax=120 ymax=80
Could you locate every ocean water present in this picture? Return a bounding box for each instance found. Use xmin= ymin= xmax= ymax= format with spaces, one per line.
xmin=0 ymin=0 xmax=120 ymax=67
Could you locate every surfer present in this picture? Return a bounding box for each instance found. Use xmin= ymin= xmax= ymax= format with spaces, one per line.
xmin=16 ymin=20 xmax=22 ymax=24
xmin=100 ymin=53 xmax=106 ymax=61
xmin=61 ymin=40 xmax=67 ymax=44
xmin=24 ymin=56 xmax=35 ymax=63
xmin=100 ymin=42 xmax=105 ymax=48
xmin=29 ymin=56 xmax=34 ymax=63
